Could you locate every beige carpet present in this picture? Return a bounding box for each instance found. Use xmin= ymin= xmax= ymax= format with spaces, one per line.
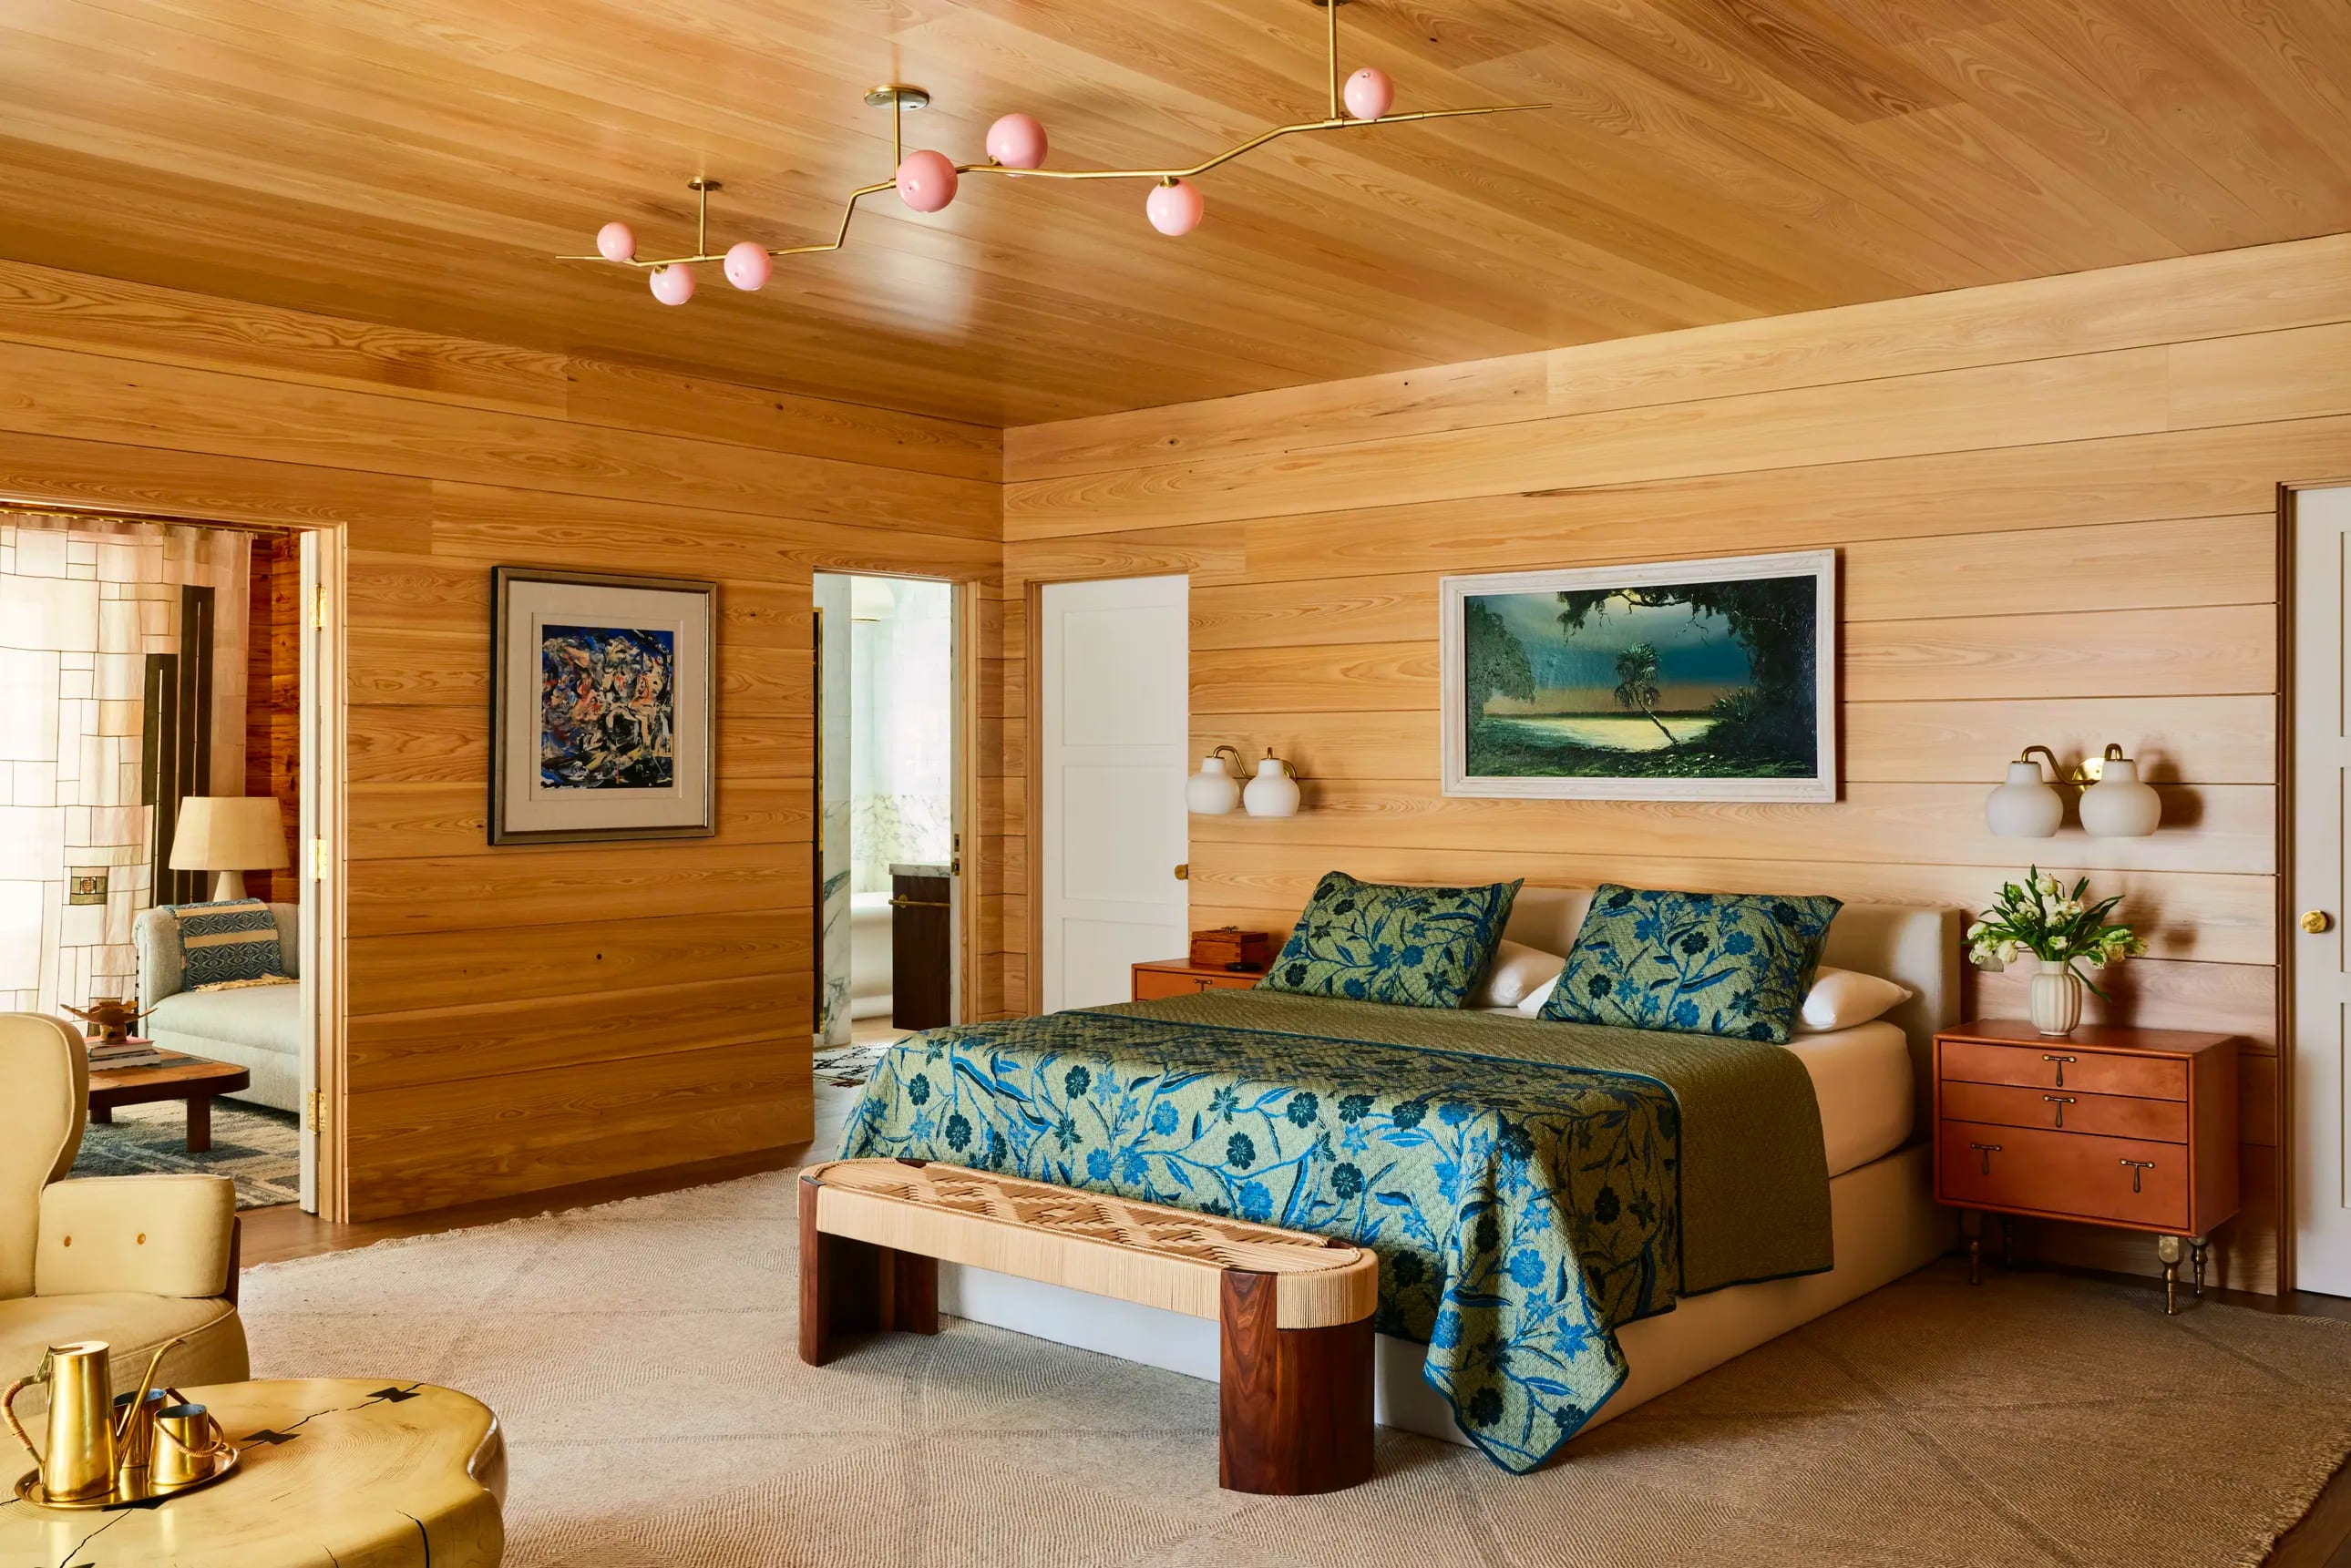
xmin=242 ymin=1171 xmax=2351 ymax=1568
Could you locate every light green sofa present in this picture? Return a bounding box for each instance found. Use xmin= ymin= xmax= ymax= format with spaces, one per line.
xmin=133 ymin=901 xmax=303 ymax=1112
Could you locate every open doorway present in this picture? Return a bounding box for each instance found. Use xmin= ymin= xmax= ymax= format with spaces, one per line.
xmin=812 ymin=572 xmax=958 ymax=1085
xmin=0 ymin=507 xmax=320 ymax=1214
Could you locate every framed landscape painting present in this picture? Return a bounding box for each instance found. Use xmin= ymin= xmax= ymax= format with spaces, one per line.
xmin=1440 ymin=549 xmax=1836 ymax=802
xmin=490 ymin=566 xmax=716 ymax=844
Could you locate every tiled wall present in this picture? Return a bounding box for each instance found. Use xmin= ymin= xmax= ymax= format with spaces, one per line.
xmin=0 ymin=510 xmax=250 ymax=1017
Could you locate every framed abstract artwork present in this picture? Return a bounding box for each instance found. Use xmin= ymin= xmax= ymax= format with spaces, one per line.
xmin=1439 ymin=549 xmax=1836 ymax=803
xmin=489 ymin=566 xmax=716 ymax=844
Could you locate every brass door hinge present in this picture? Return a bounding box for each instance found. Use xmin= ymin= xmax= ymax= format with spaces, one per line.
xmin=310 ymin=837 xmax=329 ymax=881
xmin=304 ymin=1090 xmax=326 ymax=1132
xmin=311 ymin=585 xmax=329 ymax=630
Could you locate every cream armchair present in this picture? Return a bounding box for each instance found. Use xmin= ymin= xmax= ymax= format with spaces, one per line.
xmin=1 ymin=1013 xmax=248 ymax=1419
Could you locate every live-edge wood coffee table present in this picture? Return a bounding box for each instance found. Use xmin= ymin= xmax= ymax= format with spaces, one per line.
xmin=87 ymin=1050 xmax=253 ymax=1153
xmin=0 ymin=1378 xmax=505 ymax=1567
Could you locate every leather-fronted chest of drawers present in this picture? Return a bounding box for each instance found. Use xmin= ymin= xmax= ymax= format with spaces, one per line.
xmin=1932 ymin=1020 xmax=2239 ymax=1311
xmin=1133 ymin=958 xmax=1266 ymax=1000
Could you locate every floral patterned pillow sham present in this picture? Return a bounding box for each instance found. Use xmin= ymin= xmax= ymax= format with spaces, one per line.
xmin=1259 ymin=870 xmax=1522 ymax=1009
xmin=1541 ymin=883 xmax=1843 ymax=1043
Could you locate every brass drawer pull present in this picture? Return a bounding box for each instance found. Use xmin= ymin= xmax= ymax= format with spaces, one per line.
xmin=888 ymin=897 xmax=951 ymax=909
xmin=2041 ymin=1052 xmax=2076 ymax=1087
xmin=2120 ymin=1157 xmax=2156 ymax=1194
xmin=2043 ymin=1093 xmax=2076 ymax=1129
xmin=1968 ymin=1141 xmax=2002 ymax=1175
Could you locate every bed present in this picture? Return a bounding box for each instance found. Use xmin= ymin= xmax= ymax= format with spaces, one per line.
xmin=839 ymin=886 xmax=1958 ymax=1468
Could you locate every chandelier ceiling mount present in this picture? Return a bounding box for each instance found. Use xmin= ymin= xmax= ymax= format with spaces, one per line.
xmin=564 ymin=0 xmax=1545 ymax=305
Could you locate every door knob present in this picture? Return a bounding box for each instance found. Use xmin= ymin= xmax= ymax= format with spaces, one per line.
xmin=1175 ymin=863 xmax=1189 ymax=881
xmin=2305 ymin=910 xmax=2335 ymax=935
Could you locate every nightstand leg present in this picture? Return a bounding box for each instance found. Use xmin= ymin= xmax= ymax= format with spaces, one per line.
xmin=2156 ymin=1235 xmax=2182 ymax=1316
xmin=2190 ymin=1238 xmax=2208 ymax=1299
xmin=1961 ymin=1210 xmax=1983 ymax=1286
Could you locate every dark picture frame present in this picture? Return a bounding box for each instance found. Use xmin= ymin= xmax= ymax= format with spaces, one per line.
xmin=488 ymin=565 xmax=717 ymax=845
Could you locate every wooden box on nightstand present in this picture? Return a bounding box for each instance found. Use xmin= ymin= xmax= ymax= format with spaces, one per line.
xmin=1132 ymin=958 xmax=1267 ymax=1000
xmin=1932 ymin=1020 xmax=2239 ymax=1312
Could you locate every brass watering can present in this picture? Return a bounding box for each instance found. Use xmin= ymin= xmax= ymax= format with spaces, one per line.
xmin=2 ymin=1334 xmax=226 ymax=1504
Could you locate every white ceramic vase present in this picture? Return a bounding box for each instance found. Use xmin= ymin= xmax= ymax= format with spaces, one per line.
xmin=2028 ymin=958 xmax=2083 ymax=1038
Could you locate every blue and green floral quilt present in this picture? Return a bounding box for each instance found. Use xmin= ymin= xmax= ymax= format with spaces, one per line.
xmin=839 ymin=989 xmax=1832 ymax=1473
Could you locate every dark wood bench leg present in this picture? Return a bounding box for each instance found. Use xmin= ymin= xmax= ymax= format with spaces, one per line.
xmin=799 ymin=1175 xmax=940 ymax=1367
xmin=1217 ymin=1269 xmax=1375 ymax=1495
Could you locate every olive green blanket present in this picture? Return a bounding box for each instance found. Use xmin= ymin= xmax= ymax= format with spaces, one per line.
xmin=841 ymin=989 xmax=1831 ymax=1471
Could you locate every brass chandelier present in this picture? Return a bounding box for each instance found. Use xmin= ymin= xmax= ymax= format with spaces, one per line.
xmin=561 ymin=0 xmax=1545 ymax=304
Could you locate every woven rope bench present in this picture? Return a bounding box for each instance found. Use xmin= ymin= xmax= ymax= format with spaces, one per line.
xmin=798 ymin=1156 xmax=1380 ymax=1494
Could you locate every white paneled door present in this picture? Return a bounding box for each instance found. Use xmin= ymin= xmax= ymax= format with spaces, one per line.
xmin=2295 ymin=485 xmax=2351 ymax=1296
xmin=1039 ymin=575 xmax=1189 ymax=1013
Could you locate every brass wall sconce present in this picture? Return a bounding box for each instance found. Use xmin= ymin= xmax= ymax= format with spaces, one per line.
xmin=1986 ymin=743 xmax=2162 ymax=839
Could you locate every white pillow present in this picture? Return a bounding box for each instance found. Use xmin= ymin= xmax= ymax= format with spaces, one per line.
xmin=1514 ymin=981 xmax=1555 ymax=1017
xmin=1472 ymin=940 xmax=1567 ymax=1010
xmin=1797 ymin=966 xmax=1913 ymax=1033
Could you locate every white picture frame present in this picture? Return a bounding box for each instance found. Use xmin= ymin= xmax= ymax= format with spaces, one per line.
xmin=489 ymin=566 xmax=716 ymax=845
xmin=1439 ymin=548 xmax=1837 ymax=803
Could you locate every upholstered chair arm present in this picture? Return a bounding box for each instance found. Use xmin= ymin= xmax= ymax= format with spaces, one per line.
xmin=34 ymin=1175 xmax=238 ymax=1300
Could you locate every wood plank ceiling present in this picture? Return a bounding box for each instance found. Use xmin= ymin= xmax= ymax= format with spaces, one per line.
xmin=4 ymin=0 xmax=2349 ymax=426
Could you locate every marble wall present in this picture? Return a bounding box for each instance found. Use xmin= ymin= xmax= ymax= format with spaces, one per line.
xmin=0 ymin=510 xmax=251 ymax=1017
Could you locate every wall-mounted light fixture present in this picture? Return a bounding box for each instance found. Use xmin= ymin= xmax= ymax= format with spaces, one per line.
xmin=1986 ymin=743 xmax=2161 ymax=839
xmin=1244 ymin=750 xmax=1301 ymax=818
xmin=1186 ymin=745 xmax=1244 ymax=816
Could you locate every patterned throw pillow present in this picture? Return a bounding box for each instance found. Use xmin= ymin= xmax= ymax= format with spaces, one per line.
xmin=168 ymin=898 xmax=290 ymax=989
xmin=1259 ymin=871 xmax=1521 ymax=1009
xmin=1541 ymin=884 xmax=1842 ymax=1044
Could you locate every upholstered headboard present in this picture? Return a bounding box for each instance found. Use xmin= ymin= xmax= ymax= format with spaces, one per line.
xmin=1502 ymin=886 xmax=1963 ymax=1132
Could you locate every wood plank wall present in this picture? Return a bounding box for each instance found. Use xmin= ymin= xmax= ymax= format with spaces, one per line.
xmin=0 ymin=258 xmax=1003 ymax=1221
xmin=997 ymin=232 xmax=2351 ymax=1296
xmin=243 ymin=531 xmax=301 ymax=906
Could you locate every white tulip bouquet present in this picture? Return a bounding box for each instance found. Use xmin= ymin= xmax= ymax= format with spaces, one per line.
xmin=1966 ymin=867 xmax=2146 ymax=997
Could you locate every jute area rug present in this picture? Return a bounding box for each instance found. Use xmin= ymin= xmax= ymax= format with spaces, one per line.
xmin=243 ymin=1170 xmax=2351 ymax=1568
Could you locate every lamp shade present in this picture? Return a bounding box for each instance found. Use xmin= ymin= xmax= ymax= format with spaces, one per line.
xmin=1985 ymin=761 xmax=2062 ymax=838
xmin=1186 ymin=754 xmax=1241 ymax=815
xmin=1242 ymin=752 xmax=1300 ymax=818
xmin=2079 ymin=754 xmax=2161 ymax=837
xmin=170 ymin=796 xmax=289 ymax=902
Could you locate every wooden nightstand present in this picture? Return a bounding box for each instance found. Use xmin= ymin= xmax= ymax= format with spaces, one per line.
xmin=1132 ymin=958 xmax=1267 ymax=1000
xmin=1933 ymin=1020 xmax=2240 ymax=1313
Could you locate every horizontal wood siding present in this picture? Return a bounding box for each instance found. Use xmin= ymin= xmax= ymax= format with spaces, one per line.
xmin=0 ymin=257 xmax=1001 ymax=1221
xmin=998 ymin=233 xmax=2351 ymax=1296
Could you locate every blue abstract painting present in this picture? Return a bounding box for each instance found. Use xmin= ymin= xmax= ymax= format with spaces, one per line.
xmin=539 ymin=624 xmax=675 ymax=789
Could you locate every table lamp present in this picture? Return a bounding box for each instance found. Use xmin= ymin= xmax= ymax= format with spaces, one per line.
xmin=169 ymin=796 xmax=290 ymax=901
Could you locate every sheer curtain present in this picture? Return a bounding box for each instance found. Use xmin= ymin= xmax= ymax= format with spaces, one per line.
xmin=848 ymin=577 xmax=952 ymax=894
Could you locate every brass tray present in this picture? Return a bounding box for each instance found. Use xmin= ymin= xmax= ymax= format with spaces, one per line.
xmin=13 ymin=1446 xmax=241 ymax=1511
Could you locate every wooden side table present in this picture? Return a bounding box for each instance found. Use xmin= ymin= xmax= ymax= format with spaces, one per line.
xmin=1133 ymin=958 xmax=1267 ymax=1000
xmin=1932 ymin=1019 xmax=2239 ymax=1312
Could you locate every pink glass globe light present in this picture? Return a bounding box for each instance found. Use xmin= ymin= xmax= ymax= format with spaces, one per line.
xmin=1343 ymin=67 xmax=1395 ymax=121
xmin=986 ymin=112 xmax=1049 ymax=171
xmin=649 ymin=264 xmax=695 ymax=306
xmin=723 ymin=241 xmax=772 ymax=292
xmin=895 ymin=149 xmax=960 ymax=213
xmin=1145 ymin=179 xmax=1205 ymax=237
xmin=595 ymin=220 xmax=637 ymax=262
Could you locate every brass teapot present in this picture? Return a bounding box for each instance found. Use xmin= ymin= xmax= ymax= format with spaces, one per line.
xmin=3 ymin=1336 xmax=233 ymax=1507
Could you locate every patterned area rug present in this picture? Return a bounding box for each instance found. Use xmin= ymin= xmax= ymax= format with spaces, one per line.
xmin=71 ymin=1098 xmax=300 ymax=1209
xmin=241 ymin=1170 xmax=2351 ymax=1568
xmin=812 ymin=1041 xmax=890 ymax=1088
